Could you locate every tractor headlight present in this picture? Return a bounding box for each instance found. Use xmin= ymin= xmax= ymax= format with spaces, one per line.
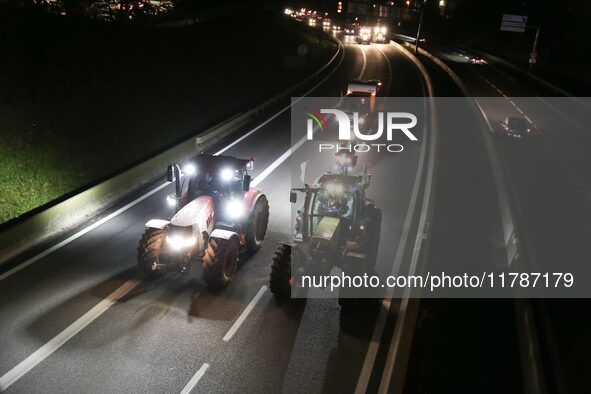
xmin=225 ymin=199 xmax=244 ymax=219
xmin=166 ymin=193 xmax=176 ymax=206
xmin=183 ymin=164 xmax=196 ymax=176
xmin=326 ymin=182 xmax=344 ymax=194
xmin=166 ymin=234 xmax=197 ymax=250
xmin=221 ymin=168 xmax=235 ymax=182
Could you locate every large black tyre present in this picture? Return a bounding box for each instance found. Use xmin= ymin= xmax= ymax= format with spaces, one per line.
xmin=245 ymin=195 xmax=270 ymax=253
xmin=137 ymin=229 xmax=167 ymax=278
xmin=270 ymin=244 xmax=291 ymax=302
xmin=202 ymin=236 xmax=240 ymax=290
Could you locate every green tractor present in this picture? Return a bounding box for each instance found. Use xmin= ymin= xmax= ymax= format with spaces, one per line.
xmin=269 ymin=159 xmax=381 ymax=306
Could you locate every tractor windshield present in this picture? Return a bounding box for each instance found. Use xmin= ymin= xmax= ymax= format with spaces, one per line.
xmin=187 ymin=169 xmax=243 ymax=200
xmin=311 ymin=189 xmax=355 ymax=219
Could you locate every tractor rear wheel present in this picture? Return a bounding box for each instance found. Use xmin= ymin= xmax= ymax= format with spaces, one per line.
xmin=137 ymin=229 xmax=167 ymax=278
xmin=270 ymin=244 xmax=291 ymax=302
xmin=245 ymin=196 xmax=269 ymax=253
xmin=202 ymin=236 xmax=240 ymax=290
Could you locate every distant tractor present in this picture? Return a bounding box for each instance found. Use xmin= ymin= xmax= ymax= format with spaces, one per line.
xmin=137 ymin=154 xmax=269 ymax=289
xmin=269 ymin=154 xmax=381 ymax=306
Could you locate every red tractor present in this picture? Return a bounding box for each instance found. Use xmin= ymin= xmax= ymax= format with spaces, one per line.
xmin=137 ymin=154 xmax=269 ymax=289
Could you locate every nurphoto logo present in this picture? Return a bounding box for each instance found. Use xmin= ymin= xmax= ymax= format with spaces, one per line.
xmin=306 ymin=108 xmax=419 ymax=153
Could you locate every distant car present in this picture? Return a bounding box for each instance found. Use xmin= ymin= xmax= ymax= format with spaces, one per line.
xmin=498 ymin=117 xmax=532 ymax=139
xmin=344 ymin=27 xmax=356 ymax=35
xmin=469 ymin=56 xmax=486 ymax=65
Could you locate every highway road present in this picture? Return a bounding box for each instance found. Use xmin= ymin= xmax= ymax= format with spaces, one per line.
xmin=0 ymin=37 xmax=430 ymax=393
xmin=405 ymin=41 xmax=591 ymax=393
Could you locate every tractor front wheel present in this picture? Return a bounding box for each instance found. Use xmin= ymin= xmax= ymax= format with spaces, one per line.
xmin=137 ymin=229 xmax=167 ymax=278
xmin=245 ymin=196 xmax=270 ymax=253
xmin=202 ymin=236 xmax=240 ymax=290
xmin=270 ymin=244 xmax=292 ymax=302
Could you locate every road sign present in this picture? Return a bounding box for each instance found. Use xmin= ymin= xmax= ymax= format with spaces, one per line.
xmin=500 ymin=14 xmax=527 ymax=32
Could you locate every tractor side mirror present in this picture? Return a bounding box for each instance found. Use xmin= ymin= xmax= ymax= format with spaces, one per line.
xmin=243 ymin=174 xmax=251 ymax=191
xmin=290 ymin=191 xmax=297 ymax=203
xmin=166 ymin=165 xmax=176 ymax=182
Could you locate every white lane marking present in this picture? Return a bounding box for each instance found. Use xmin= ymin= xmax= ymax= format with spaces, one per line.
xmin=0 ymin=183 xmax=169 ymax=283
xmin=356 ymin=40 xmax=434 ymax=393
xmin=222 ymin=285 xmax=267 ymax=342
xmin=356 ymin=44 xmax=367 ymax=80
xmin=251 ymin=135 xmax=308 ymax=187
xmin=0 ymin=277 xmax=142 ymax=391
xmin=0 ymin=43 xmax=346 ymax=283
xmin=536 ymin=96 xmax=591 ymax=140
xmin=375 ymin=45 xmax=393 ymax=94
xmin=179 ymin=363 xmax=210 ymax=394
xmin=355 ymin=135 xmax=425 ymax=393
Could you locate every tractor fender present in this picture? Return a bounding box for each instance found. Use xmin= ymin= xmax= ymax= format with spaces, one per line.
xmin=145 ymin=219 xmax=170 ymax=229
xmin=209 ymin=228 xmax=239 ymax=241
xmin=243 ymin=188 xmax=266 ymax=216
xmin=170 ymin=195 xmax=215 ymax=235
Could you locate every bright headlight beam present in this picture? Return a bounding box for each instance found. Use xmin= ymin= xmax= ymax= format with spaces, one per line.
xmin=166 ymin=234 xmax=197 ymax=250
xmin=221 ymin=168 xmax=234 ymax=182
xmin=166 ymin=194 xmax=176 ymax=206
xmin=225 ymin=199 xmax=244 ymax=219
xmin=183 ymin=164 xmax=196 ymax=176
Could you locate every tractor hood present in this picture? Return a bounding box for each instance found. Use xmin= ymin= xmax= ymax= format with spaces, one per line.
xmin=311 ymin=216 xmax=341 ymax=242
xmin=170 ymin=195 xmax=214 ymax=233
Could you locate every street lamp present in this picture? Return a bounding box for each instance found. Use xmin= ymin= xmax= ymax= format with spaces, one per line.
xmin=415 ymin=0 xmax=427 ymax=54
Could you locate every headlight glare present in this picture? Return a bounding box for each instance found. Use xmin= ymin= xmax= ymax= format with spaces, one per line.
xmin=225 ymin=199 xmax=244 ymax=219
xmin=166 ymin=234 xmax=196 ymax=250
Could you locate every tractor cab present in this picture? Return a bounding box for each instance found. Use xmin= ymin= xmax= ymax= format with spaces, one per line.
xmin=292 ymin=173 xmax=369 ymax=243
xmin=167 ymin=154 xmax=254 ymax=210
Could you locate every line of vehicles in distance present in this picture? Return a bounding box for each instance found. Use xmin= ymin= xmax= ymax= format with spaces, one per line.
xmin=290 ymin=8 xmax=388 ymax=44
xmin=319 ymin=17 xmax=388 ymax=44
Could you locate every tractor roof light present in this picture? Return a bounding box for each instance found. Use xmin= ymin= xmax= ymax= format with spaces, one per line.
xmin=326 ymin=182 xmax=345 ymax=195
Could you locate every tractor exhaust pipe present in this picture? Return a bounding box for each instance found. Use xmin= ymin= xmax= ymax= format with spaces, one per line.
xmin=166 ymin=163 xmax=182 ymax=211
